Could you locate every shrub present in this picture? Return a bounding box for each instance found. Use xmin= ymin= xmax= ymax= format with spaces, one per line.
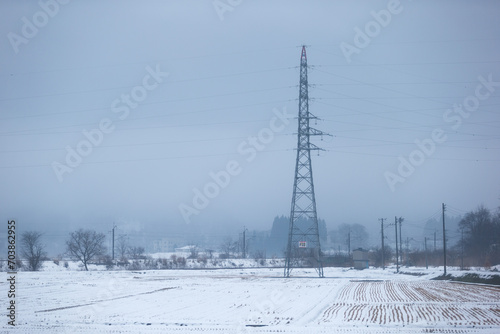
xmin=197 ymin=255 xmax=208 ymax=265
xmin=177 ymin=256 xmax=186 ymax=267
xmin=158 ymin=258 xmax=169 ymax=269
xmin=101 ymin=255 xmax=114 ymax=270
xmin=128 ymin=260 xmax=142 ymax=270
xmin=16 ymin=256 xmax=23 ymax=270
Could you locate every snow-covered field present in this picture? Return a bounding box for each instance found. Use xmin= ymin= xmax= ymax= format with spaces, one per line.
xmin=2 ymin=266 xmax=500 ymax=333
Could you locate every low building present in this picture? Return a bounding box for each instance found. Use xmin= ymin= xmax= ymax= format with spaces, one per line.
xmin=174 ymin=245 xmax=198 ymax=254
xmin=152 ymin=239 xmax=170 ymax=253
xmin=353 ymin=248 xmax=369 ymax=270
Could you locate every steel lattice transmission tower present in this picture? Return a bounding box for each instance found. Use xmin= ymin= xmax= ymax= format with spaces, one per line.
xmin=284 ymin=46 xmax=329 ymax=278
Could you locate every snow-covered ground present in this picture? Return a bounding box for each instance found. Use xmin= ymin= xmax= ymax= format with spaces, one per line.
xmin=2 ymin=265 xmax=500 ymax=333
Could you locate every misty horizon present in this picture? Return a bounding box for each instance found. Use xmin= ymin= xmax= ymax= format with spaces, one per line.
xmin=1 ymin=1 xmax=499 ymax=258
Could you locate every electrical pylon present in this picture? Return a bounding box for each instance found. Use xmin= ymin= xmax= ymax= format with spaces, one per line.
xmin=284 ymin=46 xmax=329 ymax=278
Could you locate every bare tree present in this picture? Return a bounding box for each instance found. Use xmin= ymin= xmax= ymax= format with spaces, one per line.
xmin=66 ymin=229 xmax=106 ymax=271
xmin=330 ymin=223 xmax=369 ymax=253
xmin=206 ymin=249 xmax=214 ymax=259
xmin=459 ymin=206 xmax=500 ymax=265
xmin=128 ymin=246 xmax=145 ymax=260
xmin=188 ymin=245 xmax=199 ymax=259
xmin=253 ymin=249 xmax=266 ymax=265
xmin=20 ymin=231 xmax=46 ymax=271
xmin=220 ymin=237 xmax=237 ymax=259
xmin=116 ymin=235 xmax=129 ymax=262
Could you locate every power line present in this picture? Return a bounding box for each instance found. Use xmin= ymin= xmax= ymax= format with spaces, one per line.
xmin=313 ymin=46 xmax=498 ymax=96
xmin=0 ymin=66 xmax=295 ymax=102
xmin=0 ymin=147 xmax=294 ymax=170
xmin=0 ymin=114 xmax=294 ymax=137
xmin=0 ymin=84 xmax=295 ymax=122
xmin=0 ymin=133 xmax=293 ymax=154
xmin=0 ymin=46 xmax=299 ymax=78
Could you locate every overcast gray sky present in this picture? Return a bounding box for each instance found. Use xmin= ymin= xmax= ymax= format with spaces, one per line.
xmin=1 ymin=0 xmax=499 ymax=247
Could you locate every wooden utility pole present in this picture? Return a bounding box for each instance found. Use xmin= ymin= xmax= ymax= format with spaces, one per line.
xmin=461 ymin=228 xmax=464 ymax=271
xmin=112 ymin=224 xmax=117 ymax=261
xmin=380 ymin=218 xmax=386 ymax=270
xmin=434 ymin=230 xmax=436 ymax=252
xmin=405 ymin=237 xmax=409 ymax=267
xmin=242 ymin=226 xmax=247 ymax=259
xmin=395 ymin=216 xmax=399 ymax=273
xmin=442 ymin=203 xmax=447 ymax=276
xmin=398 ymin=217 xmax=403 ymax=267
xmin=425 ymin=237 xmax=428 ymax=269
xmin=347 ymin=229 xmax=351 ymax=255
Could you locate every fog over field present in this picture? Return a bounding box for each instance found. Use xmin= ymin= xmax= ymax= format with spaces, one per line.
xmin=2 ymin=266 xmax=500 ymax=333
xmin=1 ymin=2 xmax=500 ymax=333
xmin=1 ymin=0 xmax=500 ymax=278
